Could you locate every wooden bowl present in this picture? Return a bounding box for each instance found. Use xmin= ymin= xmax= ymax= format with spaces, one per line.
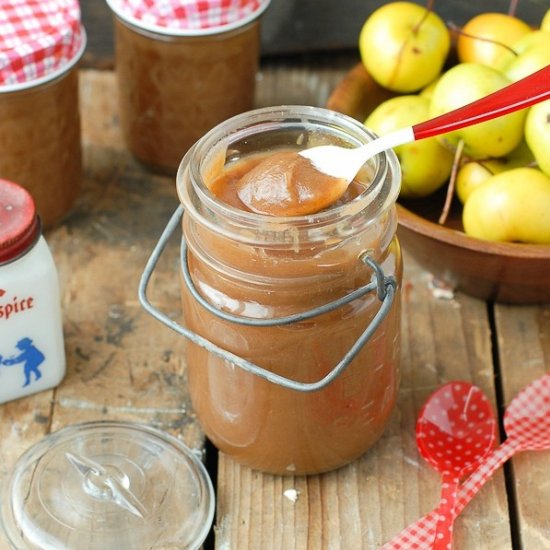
xmin=327 ymin=63 xmax=550 ymax=304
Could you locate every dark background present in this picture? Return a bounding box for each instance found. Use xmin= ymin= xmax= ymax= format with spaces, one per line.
xmin=81 ymin=0 xmax=549 ymax=68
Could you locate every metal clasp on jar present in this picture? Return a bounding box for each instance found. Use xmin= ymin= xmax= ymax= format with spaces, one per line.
xmin=139 ymin=206 xmax=397 ymax=393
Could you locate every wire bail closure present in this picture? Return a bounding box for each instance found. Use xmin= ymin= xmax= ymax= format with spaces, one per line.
xmin=138 ymin=205 xmax=397 ymax=393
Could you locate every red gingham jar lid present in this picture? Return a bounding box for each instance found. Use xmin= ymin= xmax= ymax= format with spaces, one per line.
xmin=105 ymin=0 xmax=272 ymax=36
xmin=0 ymin=0 xmax=86 ymax=90
xmin=0 ymin=179 xmax=41 ymax=265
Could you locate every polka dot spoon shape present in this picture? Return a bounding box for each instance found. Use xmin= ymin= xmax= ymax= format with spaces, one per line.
xmin=382 ymin=372 xmax=550 ymax=550
xmin=416 ymin=381 xmax=496 ymax=550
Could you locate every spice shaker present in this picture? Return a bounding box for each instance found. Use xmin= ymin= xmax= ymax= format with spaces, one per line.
xmin=0 ymin=0 xmax=86 ymax=229
xmin=105 ymin=0 xmax=272 ymax=175
xmin=0 ymin=179 xmax=65 ymax=404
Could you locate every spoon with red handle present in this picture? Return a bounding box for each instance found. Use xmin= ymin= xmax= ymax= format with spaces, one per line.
xmin=381 ymin=372 xmax=550 ymax=550
xmin=415 ymin=381 xmax=496 ymax=550
xmin=300 ymin=64 xmax=550 ymax=184
xmin=237 ymin=65 xmax=550 ymax=217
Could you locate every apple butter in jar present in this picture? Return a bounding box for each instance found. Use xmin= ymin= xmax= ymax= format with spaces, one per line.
xmin=0 ymin=0 xmax=86 ymax=229
xmin=141 ymin=106 xmax=402 ymax=475
xmin=105 ymin=0 xmax=271 ymax=175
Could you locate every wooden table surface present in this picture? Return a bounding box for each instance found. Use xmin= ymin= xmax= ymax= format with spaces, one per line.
xmin=1 ymin=54 xmax=549 ymax=550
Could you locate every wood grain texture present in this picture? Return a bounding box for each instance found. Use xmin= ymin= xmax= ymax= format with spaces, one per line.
xmin=494 ymin=304 xmax=550 ymax=549
xmin=215 ymin=252 xmax=513 ymax=549
xmin=213 ymin=53 xmax=549 ymax=550
xmin=1 ymin=60 xmax=549 ymax=550
xmin=51 ymin=69 xmax=200 ymax=442
xmin=0 ymin=70 xmax=204 ymax=548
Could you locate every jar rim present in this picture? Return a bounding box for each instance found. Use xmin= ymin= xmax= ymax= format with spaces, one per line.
xmin=176 ymin=105 xmax=401 ymax=243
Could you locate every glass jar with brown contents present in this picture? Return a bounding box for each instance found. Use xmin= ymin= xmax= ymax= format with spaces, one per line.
xmin=105 ymin=0 xmax=271 ymax=175
xmin=140 ymin=106 xmax=402 ymax=475
xmin=0 ymin=0 xmax=85 ymax=229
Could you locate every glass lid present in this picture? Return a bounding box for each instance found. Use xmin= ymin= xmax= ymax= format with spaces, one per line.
xmin=1 ymin=421 xmax=215 ymax=550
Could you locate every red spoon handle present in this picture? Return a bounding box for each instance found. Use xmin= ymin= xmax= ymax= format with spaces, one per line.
xmin=381 ymin=439 xmax=520 ymax=550
xmin=432 ymin=477 xmax=460 ymax=550
xmin=412 ymin=64 xmax=550 ymax=141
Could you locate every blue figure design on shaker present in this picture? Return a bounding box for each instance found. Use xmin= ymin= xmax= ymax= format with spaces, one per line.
xmin=1 ymin=337 xmax=45 ymax=387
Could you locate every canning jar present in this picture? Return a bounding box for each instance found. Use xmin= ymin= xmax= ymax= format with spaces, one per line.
xmin=140 ymin=106 xmax=402 ymax=475
xmin=105 ymin=0 xmax=271 ymax=175
xmin=0 ymin=179 xmax=65 ymax=404
xmin=0 ymin=0 xmax=86 ymax=229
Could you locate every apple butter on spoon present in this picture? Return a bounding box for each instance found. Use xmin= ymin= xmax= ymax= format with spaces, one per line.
xmin=236 ymin=65 xmax=550 ymax=217
xmin=236 ymin=150 xmax=349 ymax=216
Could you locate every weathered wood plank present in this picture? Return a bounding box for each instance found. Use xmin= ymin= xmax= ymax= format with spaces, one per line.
xmin=213 ymin=56 xmax=512 ymax=550
xmin=0 ymin=394 xmax=54 ymax=488
xmin=0 ymin=69 xmax=204 ymax=548
xmin=3 ymin=61 xmax=545 ymax=550
xmin=215 ymin=252 xmax=512 ymax=549
xmin=495 ymin=304 xmax=550 ymax=549
xmin=50 ymin=70 xmax=200 ymax=440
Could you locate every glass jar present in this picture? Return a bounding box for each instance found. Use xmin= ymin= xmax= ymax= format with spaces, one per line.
xmin=0 ymin=179 xmax=65 ymax=404
xmin=105 ymin=0 xmax=271 ymax=175
xmin=0 ymin=0 xmax=86 ymax=229
xmin=141 ymin=106 xmax=402 ymax=475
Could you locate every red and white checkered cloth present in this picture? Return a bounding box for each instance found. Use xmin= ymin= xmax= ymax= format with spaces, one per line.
xmin=106 ymin=0 xmax=271 ymax=33
xmin=0 ymin=0 xmax=84 ymax=86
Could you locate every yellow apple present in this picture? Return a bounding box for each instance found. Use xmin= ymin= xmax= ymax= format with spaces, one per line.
xmin=505 ymin=29 xmax=550 ymax=55
xmin=456 ymin=160 xmax=506 ymax=204
xmin=457 ymin=12 xmax=532 ymax=67
xmin=463 ymin=167 xmax=550 ymax=243
xmin=494 ymin=30 xmax=550 ymax=73
xmin=419 ymin=76 xmax=441 ymax=100
xmin=541 ymin=9 xmax=550 ymax=31
xmin=359 ymin=2 xmax=450 ymax=93
xmin=429 ymin=63 xmax=526 ymax=158
xmin=456 ymin=141 xmax=534 ymax=203
xmin=498 ymin=30 xmax=550 ymax=81
xmin=525 ymin=99 xmax=550 ymax=177
xmin=365 ymin=95 xmax=454 ymax=198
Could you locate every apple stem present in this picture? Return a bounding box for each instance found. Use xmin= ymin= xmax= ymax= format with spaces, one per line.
xmin=508 ymin=0 xmax=519 ymax=17
xmin=392 ymin=0 xmax=436 ymax=89
xmin=439 ymin=139 xmax=464 ymax=226
xmin=478 ymin=160 xmax=498 ymax=176
xmin=447 ymin=22 xmax=519 ymax=57
xmin=413 ymin=0 xmax=434 ymax=34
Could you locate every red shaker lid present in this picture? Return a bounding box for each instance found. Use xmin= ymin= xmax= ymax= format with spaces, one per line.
xmin=0 ymin=0 xmax=86 ymax=90
xmin=0 ymin=179 xmax=41 ymax=264
xmin=106 ymin=0 xmax=271 ymax=36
